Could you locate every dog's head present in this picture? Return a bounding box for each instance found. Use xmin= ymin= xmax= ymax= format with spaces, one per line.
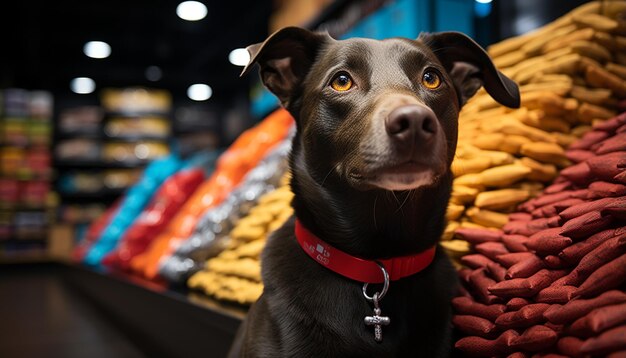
xmin=243 ymin=27 xmax=519 ymax=192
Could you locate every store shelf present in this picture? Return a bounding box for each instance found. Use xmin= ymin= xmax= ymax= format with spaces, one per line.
xmin=103 ymin=134 xmax=170 ymax=142
xmin=56 ymin=131 xmax=101 ymax=140
xmin=59 ymin=188 xmax=127 ymax=200
xmin=104 ymin=110 xmax=171 ymax=118
xmin=54 ymin=159 xmax=150 ymax=169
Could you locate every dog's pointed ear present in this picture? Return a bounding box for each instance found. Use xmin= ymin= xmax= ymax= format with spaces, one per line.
xmin=419 ymin=31 xmax=520 ymax=108
xmin=241 ymin=27 xmax=329 ymax=107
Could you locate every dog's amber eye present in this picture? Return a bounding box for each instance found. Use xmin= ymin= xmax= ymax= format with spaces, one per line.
xmin=422 ymin=71 xmax=441 ymax=89
xmin=330 ymin=73 xmax=353 ymax=92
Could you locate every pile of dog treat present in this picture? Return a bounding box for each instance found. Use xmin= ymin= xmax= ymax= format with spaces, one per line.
xmin=187 ymin=175 xmax=293 ymax=305
xmin=452 ymin=112 xmax=626 ymax=357
xmin=442 ymin=0 xmax=626 ymax=260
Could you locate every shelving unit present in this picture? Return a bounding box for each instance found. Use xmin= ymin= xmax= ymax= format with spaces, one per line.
xmin=54 ymin=89 xmax=173 ymax=235
xmin=0 ymin=88 xmax=55 ymax=261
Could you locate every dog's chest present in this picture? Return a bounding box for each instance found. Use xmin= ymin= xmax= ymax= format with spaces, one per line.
xmin=265 ymin=242 xmax=441 ymax=352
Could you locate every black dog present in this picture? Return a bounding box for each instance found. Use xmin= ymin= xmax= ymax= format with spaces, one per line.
xmin=231 ymin=27 xmax=520 ymax=357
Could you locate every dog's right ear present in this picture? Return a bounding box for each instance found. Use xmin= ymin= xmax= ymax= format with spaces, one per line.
xmin=241 ymin=27 xmax=329 ymax=107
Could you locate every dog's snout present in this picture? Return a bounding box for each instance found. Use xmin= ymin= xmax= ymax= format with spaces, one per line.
xmin=385 ymin=105 xmax=437 ymax=143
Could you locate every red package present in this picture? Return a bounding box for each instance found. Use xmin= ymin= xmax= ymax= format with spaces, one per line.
xmin=557 ymin=336 xmax=585 ymax=357
xmin=495 ymin=303 xmax=551 ymax=329
xmin=475 ymin=242 xmax=509 ymax=261
xmin=568 ymin=303 xmax=626 ymax=337
xmin=543 ymin=255 xmax=568 ymax=269
xmin=489 ymin=270 xmax=566 ymax=298
xmin=586 ymin=151 xmax=626 ymax=181
xmin=456 ymin=227 xmax=503 ymax=244
xmin=559 ymin=227 xmax=626 ymax=265
xmin=568 ymin=130 xmax=610 ymax=150
xmin=503 ymin=217 xmax=561 ymax=237
xmin=575 ymin=253 xmax=626 ymax=298
xmin=453 ymin=315 xmax=498 ymax=337
xmin=495 ymin=252 xmax=536 ymax=268
xmin=593 ymin=112 xmax=626 ymax=132
xmin=580 ymin=325 xmax=626 ymax=356
xmin=535 ymin=285 xmax=577 ymax=304
xmin=461 ymin=254 xmax=494 ymax=269
xmin=525 ymin=228 xmax=572 ymax=257
xmin=452 ymin=296 xmax=506 ymax=322
xmin=509 ymin=213 xmax=532 ymax=222
xmin=544 ymin=290 xmax=626 ymax=325
xmin=594 ymin=133 xmax=626 ymax=154
xmin=506 ymin=297 xmax=531 ymax=312
xmin=561 ymin=234 xmax=626 ymax=286
xmin=502 ymin=235 xmax=530 ymax=252
xmin=560 ymin=162 xmax=592 ymax=185
xmin=506 ymin=255 xmax=546 ymax=279
xmin=559 ymin=211 xmax=613 ymax=240
xmin=531 ymin=198 xmax=585 ymax=219
xmin=455 ymin=329 xmax=518 ymax=357
xmin=559 ymin=197 xmax=626 ymax=221
xmin=509 ymin=325 xmax=558 ymax=352
xmin=543 ymin=181 xmax=572 ymax=195
xmin=470 ymin=268 xmax=502 ymax=304
xmin=102 ymin=169 xmax=205 ymax=271
xmin=487 ymin=261 xmax=508 ymax=282
xmin=565 ymin=149 xmax=595 ymax=163
xmin=535 ymin=190 xmax=590 ymax=207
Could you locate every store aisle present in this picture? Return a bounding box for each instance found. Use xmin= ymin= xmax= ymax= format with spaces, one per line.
xmin=0 ymin=265 xmax=146 ymax=358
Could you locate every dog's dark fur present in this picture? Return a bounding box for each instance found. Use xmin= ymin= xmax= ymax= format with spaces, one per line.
xmin=230 ymin=27 xmax=519 ymax=357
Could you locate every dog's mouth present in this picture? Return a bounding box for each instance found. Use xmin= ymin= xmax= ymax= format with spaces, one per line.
xmin=350 ymin=160 xmax=444 ymax=191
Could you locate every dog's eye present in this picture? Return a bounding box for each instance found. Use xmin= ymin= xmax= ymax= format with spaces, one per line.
xmin=330 ymin=73 xmax=353 ymax=92
xmin=422 ymin=71 xmax=441 ymax=89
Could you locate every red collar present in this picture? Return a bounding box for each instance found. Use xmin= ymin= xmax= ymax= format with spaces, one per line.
xmin=295 ymin=219 xmax=436 ymax=284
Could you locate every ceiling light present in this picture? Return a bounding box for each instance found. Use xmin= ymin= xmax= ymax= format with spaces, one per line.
xmin=475 ymin=0 xmax=492 ymax=3
xmin=145 ymin=66 xmax=163 ymax=81
xmin=187 ymin=84 xmax=212 ymax=101
xmin=176 ymin=1 xmax=207 ymax=21
xmin=70 ymin=77 xmax=96 ymax=94
xmin=228 ymin=48 xmax=250 ymax=66
xmin=83 ymin=41 xmax=111 ymax=59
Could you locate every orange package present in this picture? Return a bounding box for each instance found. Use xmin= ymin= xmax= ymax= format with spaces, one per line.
xmin=130 ymin=109 xmax=294 ymax=279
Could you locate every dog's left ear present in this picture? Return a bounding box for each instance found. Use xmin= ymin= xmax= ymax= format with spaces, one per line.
xmin=241 ymin=27 xmax=329 ymax=108
xmin=419 ymin=31 xmax=520 ymax=108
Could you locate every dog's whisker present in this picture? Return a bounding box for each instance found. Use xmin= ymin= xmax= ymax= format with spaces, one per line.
xmin=320 ymin=164 xmax=338 ymax=188
xmin=395 ymin=190 xmax=411 ymax=214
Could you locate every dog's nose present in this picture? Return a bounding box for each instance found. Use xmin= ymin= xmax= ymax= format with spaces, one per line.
xmin=385 ymin=105 xmax=438 ymax=143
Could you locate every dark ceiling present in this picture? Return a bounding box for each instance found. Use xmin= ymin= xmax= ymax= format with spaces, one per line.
xmin=0 ymin=0 xmax=273 ymax=105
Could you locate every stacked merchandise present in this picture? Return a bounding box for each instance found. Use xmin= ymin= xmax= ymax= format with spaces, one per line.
xmin=78 ymin=155 xmax=182 ymax=266
xmin=452 ymin=113 xmax=626 ymax=357
xmin=128 ymin=109 xmax=294 ymax=280
xmin=187 ymin=174 xmax=293 ymax=305
xmin=100 ymin=88 xmax=171 ymax=163
xmin=56 ymin=88 xmax=172 ymax=243
xmin=0 ymin=89 xmax=54 ymax=255
xmin=159 ymin=137 xmax=292 ymax=283
xmin=442 ymin=1 xmax=626 ymax=260
xmin=100 ymin=154 xmax=212 ymax=272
